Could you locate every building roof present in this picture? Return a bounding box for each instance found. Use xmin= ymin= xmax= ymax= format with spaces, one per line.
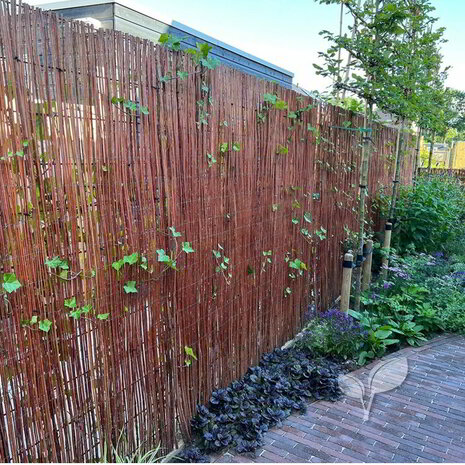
xmin=33 ymin=0 xmax=294 ymax=82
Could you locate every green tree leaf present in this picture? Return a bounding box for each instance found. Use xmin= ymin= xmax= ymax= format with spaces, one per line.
xmin=97 ymin=313 xmax=110 ymax=320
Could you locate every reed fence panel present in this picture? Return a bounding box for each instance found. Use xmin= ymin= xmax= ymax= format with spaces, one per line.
xmin=0 ymin=1 xmax=415 ymax=461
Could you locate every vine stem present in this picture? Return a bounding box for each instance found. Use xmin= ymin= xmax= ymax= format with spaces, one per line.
xmin=49 ymin=270 xmax=83 ymax=281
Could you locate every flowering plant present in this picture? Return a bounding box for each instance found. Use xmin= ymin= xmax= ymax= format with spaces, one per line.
xmin=296 ymin=309 xmax=368 ymax=361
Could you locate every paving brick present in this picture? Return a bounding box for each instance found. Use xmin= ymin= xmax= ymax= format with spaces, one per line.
xmin=262 ymin=444 xmax=288 ymax=458
xmin=260 ymin=450 xmax=290 ymax=463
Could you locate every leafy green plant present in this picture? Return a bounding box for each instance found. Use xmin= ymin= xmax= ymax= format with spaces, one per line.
xmin=382 ymin=176 xmax=465 ymax=253
xmin=111 ymin=97 xmax=148 ymax=115
xmin=158 ymin=33 xmax=184 ymax=51
xmin=261 ymin=250 xmax=272 ymax=273
xmin=348 ymin=310 xmax=399 ymax=365
xmin=295 ymin=310 xmax=368 ymax=361
xmin=102 ymin=429 xmax=163 ymax=463
xmin=184 ymin=346 xmax=198 ymax=367
xmin=276 ymin=144 xmax=288 ymax=155
xmin=206 ymin=153 xmax=217 ymax=168
xmin=212 ymin=244 xmax=231 ymax=284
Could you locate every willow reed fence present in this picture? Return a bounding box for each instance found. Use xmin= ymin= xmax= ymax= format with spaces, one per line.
xmin=0 ymin=1 xmax=415 ymax=461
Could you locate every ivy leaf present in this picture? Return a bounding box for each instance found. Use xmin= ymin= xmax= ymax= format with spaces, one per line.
xmin=197 ymin=42 xmax=212 ymax=58
xmin=64 ymin=297 xmax=77 ymax=309
xmin=59 ymin=270 xmax=68 ymax=280
xmin=45 ymin=256 xmax=63 ymax=269
xmin=158 ymin=33 xmax=170 ymax=44
xmin=184 ymin=345 xmax=198 ymax=360
xmin=219 ymin=142 xmax=228 ymax=153
xmin=169 ymin=226 xmax=182 ymax=237
xmin=177 ymin=70 xmax=189 ymax=80
xmin=182 ymin=242 xmax=195 ymax=253
xmin=276 ymin=144 xmax=288 ymax=155
xmin=97 ymin=313 xmax=110 ymax=320
xmin=124 ymin=281 xmax=138 ymax=294
xmin=2 ymin=273 xmax=21 ymax=293
xmin=247 ymin=265 xmax=255 ymax=275
xmin=292 ymin=218 xmax=299 ymax=224
xmin=140 ymin=256 xmax=148 ymax=270
xmin=39 ymin=319 xmax=52 ymax=333
xmin=201 ymin=57 xmax=220 ymax=69
xmin=160 ymin=73 xmax=172 ymax=83
xmin=263 ymin=93 xmax=277 ymax=105
xmin=30 ymin=315 xmax=38 ymax=324
xmin=304 ymin=212 xmax=313 ymax=223
xmin=272 ymin=204 xmax=279 ymax=212
xmin=140 ymin=106 xmax=149 ymax=115
xmin=157 ymin=249 xmax=171 ymax=263
xmin=232 ymin=142 xmax=241 ymax=152
xmin=112 ymin=259 xmax=124 ymax=272
xmin=81 ymin=304 xmax=92 ymax=314
xmin=123 ymin=252 xmax=139 ymax=265
xmin=274 ymin=100 xmax=288 ymax=110
xmin=289 ymin=259 xmax=307 ymax=271
xmin=212 ymin=250 xmax=221 ymax=259
xmin=69 ymin=309 xmax=82 ymax=320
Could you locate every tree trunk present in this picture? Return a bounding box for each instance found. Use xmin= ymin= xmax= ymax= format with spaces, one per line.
xmin=427 ymin=131 xmax=435 ymax=174
xmin=388 ymin=119 xmax=405 ymax=221
xmin=448 ymin=140 xmax=456 ymax=169
xmin=413 ymin=127 xmax=421 ymax=183
xmin=353 ymin=102 xmax=373 ymax=310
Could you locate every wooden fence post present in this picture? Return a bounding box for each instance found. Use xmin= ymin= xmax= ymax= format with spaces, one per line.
xmin=362 ymin=239 xmax=373 ymax=291
xmin=381 ymin=222 xmax=393 ymax=280
xmin=341 ymin=253 xmax=353 ymax=314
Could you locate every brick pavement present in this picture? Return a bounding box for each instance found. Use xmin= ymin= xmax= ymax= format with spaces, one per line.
xmin=214 ymin=334 xmax=465 ymax=463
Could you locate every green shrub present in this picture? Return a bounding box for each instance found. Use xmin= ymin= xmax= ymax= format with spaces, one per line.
xmin=381 ymin=176 xmax=465 ymax=254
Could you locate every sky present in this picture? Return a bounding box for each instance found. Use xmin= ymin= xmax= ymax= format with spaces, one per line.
xmin=32 ymin=0 xmax=465 ymax=92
